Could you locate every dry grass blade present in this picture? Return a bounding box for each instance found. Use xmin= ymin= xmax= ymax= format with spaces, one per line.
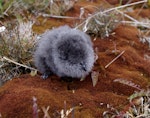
xmin=42 ymin=106 xmax=51 ymax=118
xmin=1 ymin=56 xmax=37 ymax=71
xmin=103 ymin=0 xmax=147 ymax=13
xmin=117 ymin=10 xmax=150 ymax=29
xmin=113 ymin=78 xmax=142 ymax=90
xmin=91 ymin=71 xmax=99 ymax=87
xmin=105 ymin=50 xmax=125 ymax=68
xmin=60 ymin=108 xmax=74 ymax=118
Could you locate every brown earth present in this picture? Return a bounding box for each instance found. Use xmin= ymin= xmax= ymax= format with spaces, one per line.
xmin=0 ymin=0 xmax=150 ymax=118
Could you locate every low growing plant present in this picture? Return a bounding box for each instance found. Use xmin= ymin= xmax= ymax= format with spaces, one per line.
xmin=76 ymin=9 xmax=121 ymax=38
xmin=103 ymin=89 xmax=150 ymax=118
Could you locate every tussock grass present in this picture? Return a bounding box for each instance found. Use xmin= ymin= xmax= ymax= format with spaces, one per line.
xmin=0 ymin=0 xmax=75 ymax=18
xmin=0 ymin=0 xmax=74 ymax=83
xmin=75 ymin=4 xmax=122 ymax=38
xmin=82 ymin=10 xmax=121 ymax=38
xmin=0 ymin=19 xmax=37 ymax=82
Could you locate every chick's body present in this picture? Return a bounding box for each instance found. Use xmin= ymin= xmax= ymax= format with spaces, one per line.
xmin=34 ymin=25 xmax=95 ymax=79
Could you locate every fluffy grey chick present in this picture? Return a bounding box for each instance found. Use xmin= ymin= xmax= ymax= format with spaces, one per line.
xmin=34 ymin=25 xmax=95 ymax=79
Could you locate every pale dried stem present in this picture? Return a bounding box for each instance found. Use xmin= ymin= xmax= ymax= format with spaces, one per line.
xmin=1 ymin=56 xmax=37 ymax=71
xmin=42 ymin=13 xmax=83 ymax=19
xmin=2 ymin=1 xmax=14 ymax=16
xmin=105 ymin=50 xmax=125 ymax=68
xmin=116 ymin=10 xmax=150 ymax=28
xmin=42 ymin=106 xmax=51 ymax=118
xmin=103 ymin=0 xmax=147 ymax=13
xmin=121 ymin=20 xmax=149 ymax=25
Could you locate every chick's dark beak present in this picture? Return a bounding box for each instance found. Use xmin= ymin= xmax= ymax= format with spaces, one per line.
xmin=80 ymin=62 xmax=87 ymax=71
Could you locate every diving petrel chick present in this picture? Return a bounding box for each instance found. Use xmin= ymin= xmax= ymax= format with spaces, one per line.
xmin=34 ymin=25 xmax=95 ymax=79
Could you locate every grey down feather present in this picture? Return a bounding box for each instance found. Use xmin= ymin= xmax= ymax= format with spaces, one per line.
xmin=34 ymin=25 xmax=95 ymax=79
